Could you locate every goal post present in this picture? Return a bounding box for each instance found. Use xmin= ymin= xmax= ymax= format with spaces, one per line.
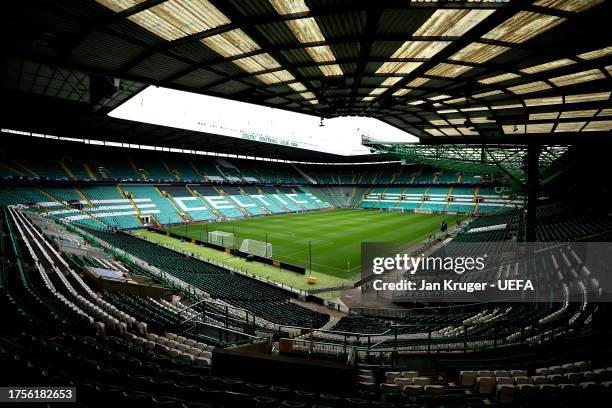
xmin=240 ymin=238 xmax=273 ymax=258
xmin=386 ymin=207 xmax=404 ymax=212
xmin=208 ymin=230 xmax=234 ymax=248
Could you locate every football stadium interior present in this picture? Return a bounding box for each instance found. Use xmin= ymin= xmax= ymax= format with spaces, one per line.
xmin=2 ymin=0 xmax=612 ymax=406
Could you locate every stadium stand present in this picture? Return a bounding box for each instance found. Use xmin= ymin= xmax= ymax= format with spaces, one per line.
xmin=4 ymin=201 xmax=608 ymax=406
xmin=122 ymin=185 xmax=183 ymax=225
xmin=74 ymin=185 xmax=147 ymax=229
xmin=358 ymin=184 xmax=517 ymax=214
xmin=305 ymin=186 xmax=370 ymax=208
xmin=162 ymin=156 xmax=203 ymax=182
xmin=161 ymin=186 xmax=215 ymax=222
xmin=433 ymin=169 xmax=460 ymax=184
xmin=1 ymin=131 xmax=610 ymax=406
xmin=536 ymin=204 xmax=612 ymax=242
xmin=1 ymin=142 xmax=512 ymax=187
xmin=132 ymin=152 xmax=176 ymax=181
xmin=80 ymin=226 xmax=330 ymax=328
xmin=420 ymin=187 xmax=451 ymax=212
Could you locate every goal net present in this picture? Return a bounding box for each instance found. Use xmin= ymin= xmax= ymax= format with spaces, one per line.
xmin=240 ymin=239 xmax=273 ymax=258
xmin=208 ymin=230 xmax=234 ymax=247
xmin=386 ymin=207 xmax=404 ymax=212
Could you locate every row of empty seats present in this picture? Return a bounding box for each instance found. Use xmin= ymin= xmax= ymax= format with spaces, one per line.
xmin=82 ymin=226 xmax=331 ymax=329
xmin=2 ymin=140 xmax=498 ymax=186
xmin=0 ymin=184 xmax=333 ymax=230
xmin=3 ymin=207 xmax=221 ymax=370
xmin=359 ymin=186 xmax=518 ymax=215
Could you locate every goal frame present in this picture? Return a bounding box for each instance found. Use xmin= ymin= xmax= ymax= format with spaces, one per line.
xmin=208 ymin=230 xmax=235 ymax=247
xmin=240 ymin=238 xmax=273 ymax=258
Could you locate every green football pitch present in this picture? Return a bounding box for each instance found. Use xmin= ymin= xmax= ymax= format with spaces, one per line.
xmin=165 ymin=209 xmax=462 ymax=279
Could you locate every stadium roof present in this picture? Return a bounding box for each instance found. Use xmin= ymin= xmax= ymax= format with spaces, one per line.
xmin=3 ymin=0 xmax=611 ymax=145
xmin=1 ymin=88 xmax=391 ymax=162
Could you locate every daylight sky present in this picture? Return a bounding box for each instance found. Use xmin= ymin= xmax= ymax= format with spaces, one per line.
xmin=109 ymin=86 xmax=418 ymax=156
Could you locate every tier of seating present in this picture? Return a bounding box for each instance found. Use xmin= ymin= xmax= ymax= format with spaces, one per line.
xmin=2 ymin=205 xmax=217 ymax=353
xmin=359 ymin=186 xmax=519 ymax=214
xmin=367 ymin=362 xmax=612 ymax=406
xmin=536 ymin=204 xmax=612 ymax=241
xmin=456 ymin=361 xmax=612 ymax=405
xmin=331 ymin=316 xmax=391 ymax=335
xmin=296 ymin=298 xmax=590 ymax=360
xmin=2 ymin=201 xmax=609 ymax=407
xmin=330 ymin=305 xmax=503 ymax=337
xmin=122 ymin=185 xmax=184 ymax=224
xmin=290 ymin=201 xmax=600 ymax=358
xmin=0 ymin=184 xmax=332 ymax=230
xmin=327 ymin=304 xmax=553 ymax=343
xmin=81 ymin=227 xmax=330 ymax=329
xmin=307 ymin=186 xmax=373 ymax=208
xmin=2 ymin=141 xmax=500 ymax=186
xmin=4 ymin=328 xmax=438 ymax=408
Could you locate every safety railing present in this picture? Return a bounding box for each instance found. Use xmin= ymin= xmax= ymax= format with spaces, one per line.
xmin=276 ymin=315 xmax=577 ymax=365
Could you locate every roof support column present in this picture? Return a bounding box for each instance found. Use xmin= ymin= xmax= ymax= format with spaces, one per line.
xmin=525 ymin=143 xmax=540 ymax=242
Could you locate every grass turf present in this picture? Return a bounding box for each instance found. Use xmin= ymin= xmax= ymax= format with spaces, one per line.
xmin=164 ymin=209 xmax=462 ymax=279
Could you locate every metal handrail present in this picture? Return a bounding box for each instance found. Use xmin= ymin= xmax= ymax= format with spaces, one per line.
xmin=278 ymin=314 xmax=551 ymax=339
xmin=181 ymin=313 xmax=263 ymax=339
